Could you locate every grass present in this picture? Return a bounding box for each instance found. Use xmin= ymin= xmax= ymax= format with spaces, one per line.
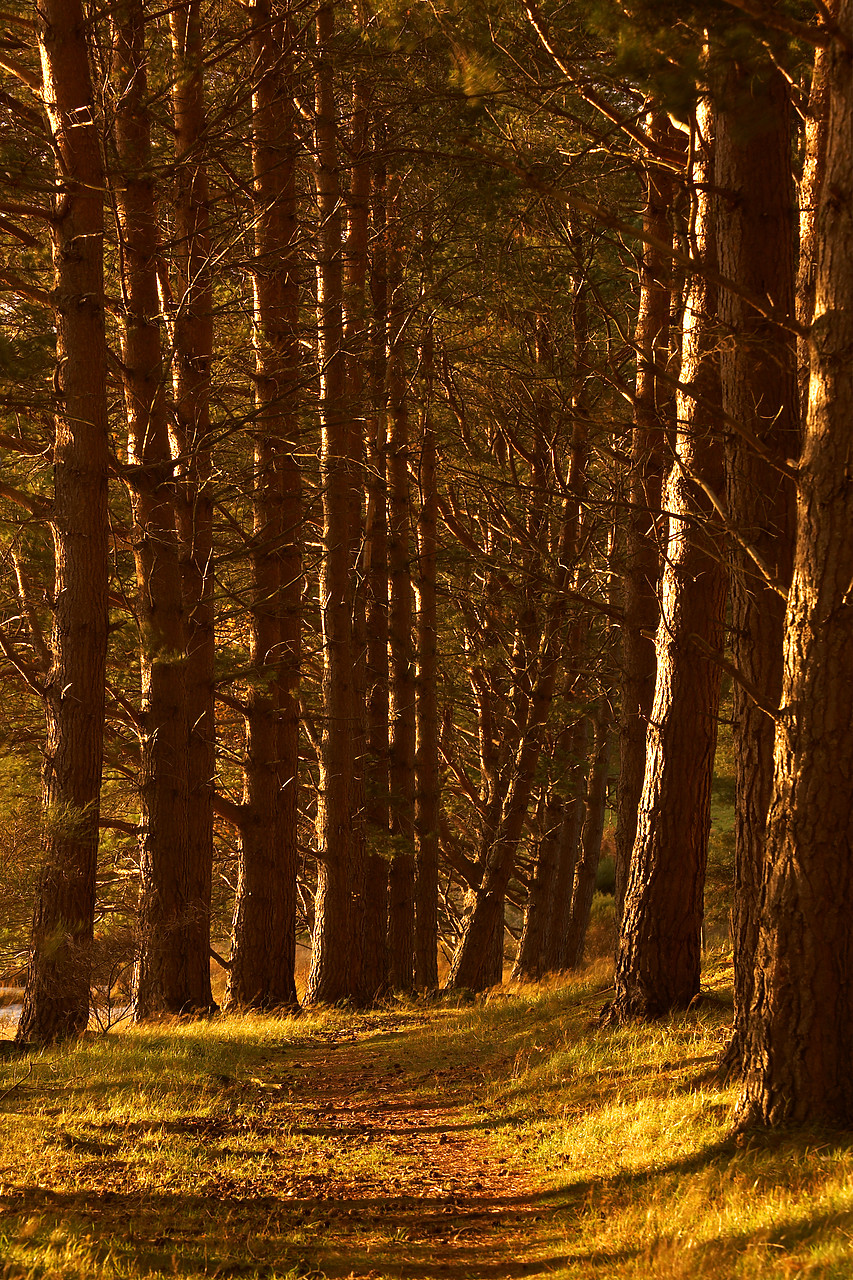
xmin=2 ymin=950 xmax=853 ymax=1279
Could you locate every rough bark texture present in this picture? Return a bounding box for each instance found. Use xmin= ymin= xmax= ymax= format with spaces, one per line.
xmin=226 ymin=0 xmax=300 ymax=1012
xmin=342 ymin=64 xmax=373 ymax=1005
xmin=797 ymin=33 xmax=832 ymax=417
xmin=358 ymin=144 xmax=390 ymax=1004
xmin=414 ymin=322 xmax=440 ymax=991
xmin=111 ymin=0 xmax=192 ymax=1024
xmin=306 ymin=1 xmax=355 ymax=1005
xmin=714 ymin=57 xmax=798 ymax=1070
xmin=610 ymin=98 xmax=727 ymax=1022
xmin=614 ymin=113 xmax=674 ymax=922
xmin=386 ymin=176 xmax=417 ymax=993
xmin=135 ymin=0 xmax=215 ymax=1017
xmin=18 ymin=0 xmax=109 ymax=1044
xmin=736 ymin=1 xmax=853 ymax=1128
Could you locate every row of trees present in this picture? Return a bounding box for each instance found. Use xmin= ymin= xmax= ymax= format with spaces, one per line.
xmin=0 ymin=0 xmax=851 ymax=1128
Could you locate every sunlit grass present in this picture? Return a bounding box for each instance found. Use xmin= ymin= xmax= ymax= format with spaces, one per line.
xmin=1 ymin=958 xmax=852 ymax=1278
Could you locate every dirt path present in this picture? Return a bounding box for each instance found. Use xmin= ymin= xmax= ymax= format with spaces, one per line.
xmin=250 ymin=1025 xmax=569 ymax=1278
xmin=0 ymin=1015 xmax=573 ymax=1279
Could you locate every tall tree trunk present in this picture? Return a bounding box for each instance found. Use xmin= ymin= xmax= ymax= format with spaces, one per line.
xmin=358 ymin=143 xmax=390 ymax=1003
xmin=614 ymin=112 xmax=675 ymax=921
xmin=386 ymin=175 xmax=416 ymax=992
xmin=227 ymin=0 xmax=300 ymax=1012
xmin=714 ymin=57 xmax=798 ymax=1070
xmin=343 ymin=59 xmax=373 ymax=1003
xmin=736 ymin=0 xmax=853 ymax=1129
xmin=542 ymin=715 xmax=590 ymax=973
xmin=609 ymin=97 xmax=727 ymax=1023
xmin=137 ymin=0 xmax=216 ymax=1016
xmin=306 ymin=0 xmax=355 ymax=1005
xmin=415 ymin=319 xmax=440 ymax=991
xmin=796 ymin=30 xmax=832 ymax=418
xmin=512 ymin=788 xmax=560 ymax=982
xmin=565 ymin=699 xmax=611 ymax=969
xmin=18 ymin=0 xmax=109 ymax=1044
xmin=110 ymin=0 xmax=192 ymax=1019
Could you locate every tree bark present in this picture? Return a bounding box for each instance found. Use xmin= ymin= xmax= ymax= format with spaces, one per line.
xmin=110 ymin=0 xmax=193 ymax=1020
xmin=414 ymin=318 xmax=440 ymax=991
xmin=386 ymin=174 xmax=416 ymax=993
xmin=614 ymin=112 xmax=675 ymax=922
xmin=227 ymin=0 xmax=300 ymax=1012
xmin=306 ymin=0 xmax=355 ymax=1005
xmin=609 ymin=97 xmax=727 ymax=1023
xmin=714 ymin=56 xmax=798 ymax=1070
xmin=358 ymin=143 xmax=391 ymax=1003
xmin=18 ymin=0 xmax=109 ymax=1044
xmin=797 ymin=30 xmax=832 ymax=417
xmin=565 ymin=699 xmax=611 ymax=969
xmin=736 ymin=0 xmax=853 ymax=1128
xmin=136 ymin=0 xmax=216 ymax=1017
xmin=542 ymin=715 xmax=590 ymax=974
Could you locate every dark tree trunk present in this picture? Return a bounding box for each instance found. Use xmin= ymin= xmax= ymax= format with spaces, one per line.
xmin=343 ymin=63 xmax=374 ymax=1005
xmin=714 ymin=56 xmax=798 ymax=1070
xmin=512 ymin=783 xmax=563 ymax=981
xmin=358 ymin=144 xmax=391 ymax=1004
xmin=566 ymin=700 xmax=611 ymax=969
xmin=386 ymin=175 xmax=417 ymax=993
xmin=111 ymin=1 xmax=192 ymax=1020
xmin=227 ymin=0 xmax=300 ymax=1012
xmin=609 ymin=97 xmax=727 ymax=1023
xmin=135 ymin=0 xmax=216 ymax=1017
xmin=736 ymin=0 xmax=853 ymax=1128
xmin=18 ymin=0 xmax=109 ymax=1045
xmin=542 ymin=716 xmax=590 ymax=974
xmin=306 ymin=1 xmax=355 ymax=1005
xmin=415 ymin=320 xmax=440 ymax=991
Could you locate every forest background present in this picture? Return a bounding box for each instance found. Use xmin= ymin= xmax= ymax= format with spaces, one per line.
xmin=0 ymin=0 xmax=851 ymax=1136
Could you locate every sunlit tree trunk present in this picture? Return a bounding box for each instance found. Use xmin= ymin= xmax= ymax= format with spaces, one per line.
xmin=306 ymin=0 xmax=355 ymax=1005
xmin=714 ymin=57 xmax=797 ymax=1070
xmin=736 ymin=0 xmax=853 ymax=1128
xmin=227 ymin=0 xmax=300 ymax=1011
xmin=110 ymin=1 xmax=192 ymax=1019
xmin=609 ymin=97 xmax=727 ymax=1022
xmin=614 ymin=112 xmax=675 ymax=921
xmin=18 ymin=0 xmax=109 ymax=1044
xmin=796 ymin=28 xmax=832 ymax=417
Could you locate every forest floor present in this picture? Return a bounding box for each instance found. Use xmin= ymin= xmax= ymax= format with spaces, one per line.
xmin=2 ymin=953 xmax=853 ymax=1279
